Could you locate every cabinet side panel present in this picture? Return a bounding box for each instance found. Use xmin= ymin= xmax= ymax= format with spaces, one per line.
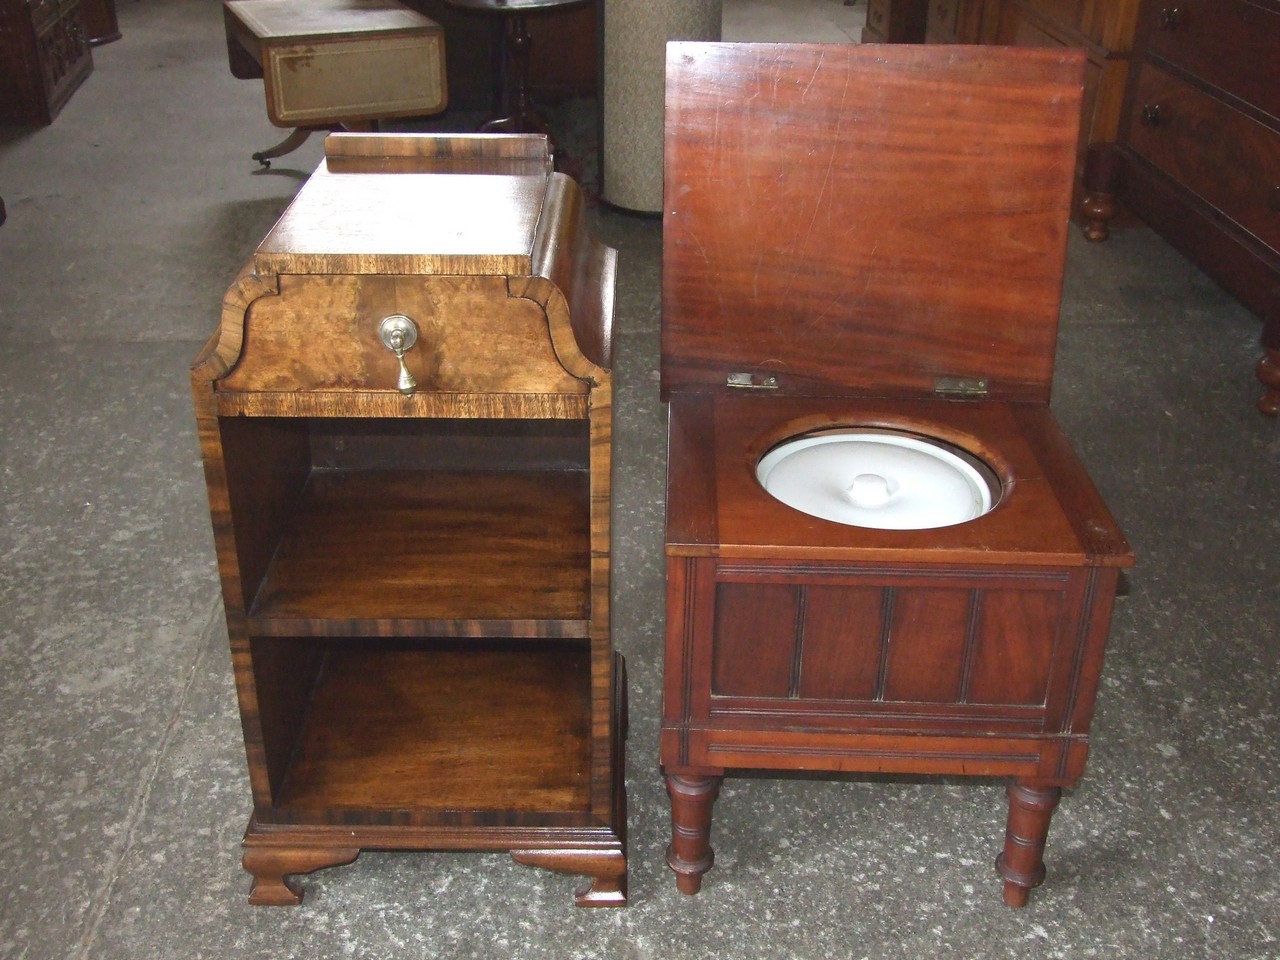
xmin=218 ymin=417 xmax=311 ymax=609
xmin=249 ymin=637 xmax=325 ymax=807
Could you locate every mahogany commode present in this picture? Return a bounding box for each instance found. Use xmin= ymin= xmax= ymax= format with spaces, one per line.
xmin=658 ymin=43 xmax=1134 ymax=906
xmin=192 ymin=132 xmax=626 ymax=907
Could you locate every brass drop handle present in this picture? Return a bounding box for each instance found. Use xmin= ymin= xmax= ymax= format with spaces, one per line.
xmin=1140 ymin=103 xmax=1167 ymax=127
xmin=378 ymin=314 xmax=419 ymax=396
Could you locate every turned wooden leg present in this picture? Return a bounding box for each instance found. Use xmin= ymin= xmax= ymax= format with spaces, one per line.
xmin=1257 ymin=348 xmax=1280 ymax=416
xmin=995 ymin=781 xmax=1062 ymax=907
xmin=511 ymin=848 xmax=628 ymax=907
xmin=665 ymin=774 xmax=722 ymax=895
xmin=1081 ymin=144 xmax=1119 ymax=243
xmin=241 ymin=846 xmax=360 ymax=906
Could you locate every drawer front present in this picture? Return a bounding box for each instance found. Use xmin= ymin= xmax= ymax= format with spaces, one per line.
xmin=264 ymin=31 xmax=445 ymax=125
xmin=1141 ymin=0 xmax=1280 ymax=120
xmin=1127 ymin=62 xmax=1280 ymax=254
xmin=219 ymin=274 xmax=587 ymax=397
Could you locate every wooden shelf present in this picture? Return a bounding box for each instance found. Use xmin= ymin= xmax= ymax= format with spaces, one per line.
xmin=271 ymin=642 xmax=594 ymax=821
xmin=249 ymin=469 xmax=591 ymax=637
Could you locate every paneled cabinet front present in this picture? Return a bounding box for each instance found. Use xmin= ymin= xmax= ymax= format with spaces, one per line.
xmin=663 ymin=556 xmax=1118 ymax=782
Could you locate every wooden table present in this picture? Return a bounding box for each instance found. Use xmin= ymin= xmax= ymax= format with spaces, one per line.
xmin=223 ymin=0 xmax=446 ymax=166
xmin=444 ymin=0 xmax=586 ymax=140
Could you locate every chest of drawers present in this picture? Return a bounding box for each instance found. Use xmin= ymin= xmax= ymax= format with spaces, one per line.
xmin=1117 ymin=0 xmax=1280 ymax=413
xmin=0 ymin=0 xmax=93 ymax=126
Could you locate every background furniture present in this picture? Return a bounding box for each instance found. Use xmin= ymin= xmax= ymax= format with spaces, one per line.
xmin=873 ymin=0 xmax=1142 ymax=227
xmin=862 ymin=0 xmax=928 ymax=42
xmin=80 ymin=0 xmax=117 ymax=44
xmin=600 ymin=0 xmax=722 ymax=213
xmin=443 ymin=0 xmax=586 ymax=140
xmin=0 ymin=0 xmax=93 ymax=126
xmin=190 ymin=133 xmax=627 ymax=907
xmin=659 ymin=43 xmax=1132 ymax=908
xmin=1115 ymin=0 xmax=1280 ymax=414
xmin=223 ymin=0 xmax=446 ymax=166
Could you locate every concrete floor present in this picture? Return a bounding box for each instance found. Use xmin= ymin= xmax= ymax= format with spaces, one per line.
xmin=1 ymin=1 xmax=1278 ymax=957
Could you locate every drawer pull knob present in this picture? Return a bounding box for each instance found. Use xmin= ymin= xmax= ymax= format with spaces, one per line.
xmin=1140 ymin=103 xmax=1167 ymax=128
xmin=1158 ymin=6 xmax=1182 ymax=29
xmin=378 ymin=314 xmax=419 ymax=396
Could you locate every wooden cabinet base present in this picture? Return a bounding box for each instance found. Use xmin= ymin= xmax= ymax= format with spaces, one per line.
xmin=241 ymin=819 xmax=628 ymax=906
xmin=243 ymin=845 xmax=361 ymax=906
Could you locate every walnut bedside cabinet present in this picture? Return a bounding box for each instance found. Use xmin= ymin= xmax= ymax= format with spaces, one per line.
xmin=191 ymin=133 xmax=626 ymax=907
xmin=658 ymin=44 xmax=1134 ymax=907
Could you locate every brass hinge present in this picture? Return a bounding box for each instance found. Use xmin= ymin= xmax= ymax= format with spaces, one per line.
xmin=934 ymin=376 xmax=988 ymax=399
xmin=727 ymin=372 xmax=780 ymax=390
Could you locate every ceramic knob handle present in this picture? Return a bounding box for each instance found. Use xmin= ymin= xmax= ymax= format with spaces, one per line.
xmin=378 ymin=314 xmax=419 ymax=396
xmin=1158 ymin=6 xmax=1182 ymax=29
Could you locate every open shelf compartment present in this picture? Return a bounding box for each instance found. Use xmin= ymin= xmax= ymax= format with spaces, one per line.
xmin=220 ymin=416 xmax=593 ymax=638
xmin=253 ymin=637 xmax=595 ymax=825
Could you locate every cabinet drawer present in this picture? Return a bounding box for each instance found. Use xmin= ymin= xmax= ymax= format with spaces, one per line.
xmin=1126 ymin=63 xmax=1280 ymax=255
xmin=1141 ymin=0 xmax=1280 ymax=120
xmin=218 ymin=274 xmax=588 ymax=398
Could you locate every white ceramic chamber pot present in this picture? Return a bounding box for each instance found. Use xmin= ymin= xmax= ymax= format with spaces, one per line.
xmin=755 ymin=428 xmax=1000 ymax=530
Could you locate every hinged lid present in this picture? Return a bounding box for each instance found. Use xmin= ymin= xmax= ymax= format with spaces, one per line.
xmin=661 ymin=43 xmax=1085 ymax=403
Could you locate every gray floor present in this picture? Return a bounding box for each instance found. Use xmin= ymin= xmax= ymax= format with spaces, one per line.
xmin=1 ymin=1 xmax=1278 ymax=957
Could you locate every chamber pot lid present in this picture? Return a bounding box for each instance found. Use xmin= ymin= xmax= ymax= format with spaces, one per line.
xmin=755 ymin=428 xmax=998 ymax=530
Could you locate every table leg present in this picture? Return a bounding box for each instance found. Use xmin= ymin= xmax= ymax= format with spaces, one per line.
xmin=665 ymin=773 xmax=721 ymax=895
xmin=252 ymin=127 xmax=317 ymax=168
xmin=995 ymin=780 xmax=1062 ymax=907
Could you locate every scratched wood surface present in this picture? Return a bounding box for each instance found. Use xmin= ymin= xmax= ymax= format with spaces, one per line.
xmin=661 ymin=43 xmax=1085 ymax=401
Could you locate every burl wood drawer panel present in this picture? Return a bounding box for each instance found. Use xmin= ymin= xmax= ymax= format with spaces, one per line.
xmin=218 ymin=274 xmax=586 ymax=396
xmin=1126 ymin=63 xmax=1280 ymax=253
xmin=1142 ymin=0 xmax=1280 ymax=120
